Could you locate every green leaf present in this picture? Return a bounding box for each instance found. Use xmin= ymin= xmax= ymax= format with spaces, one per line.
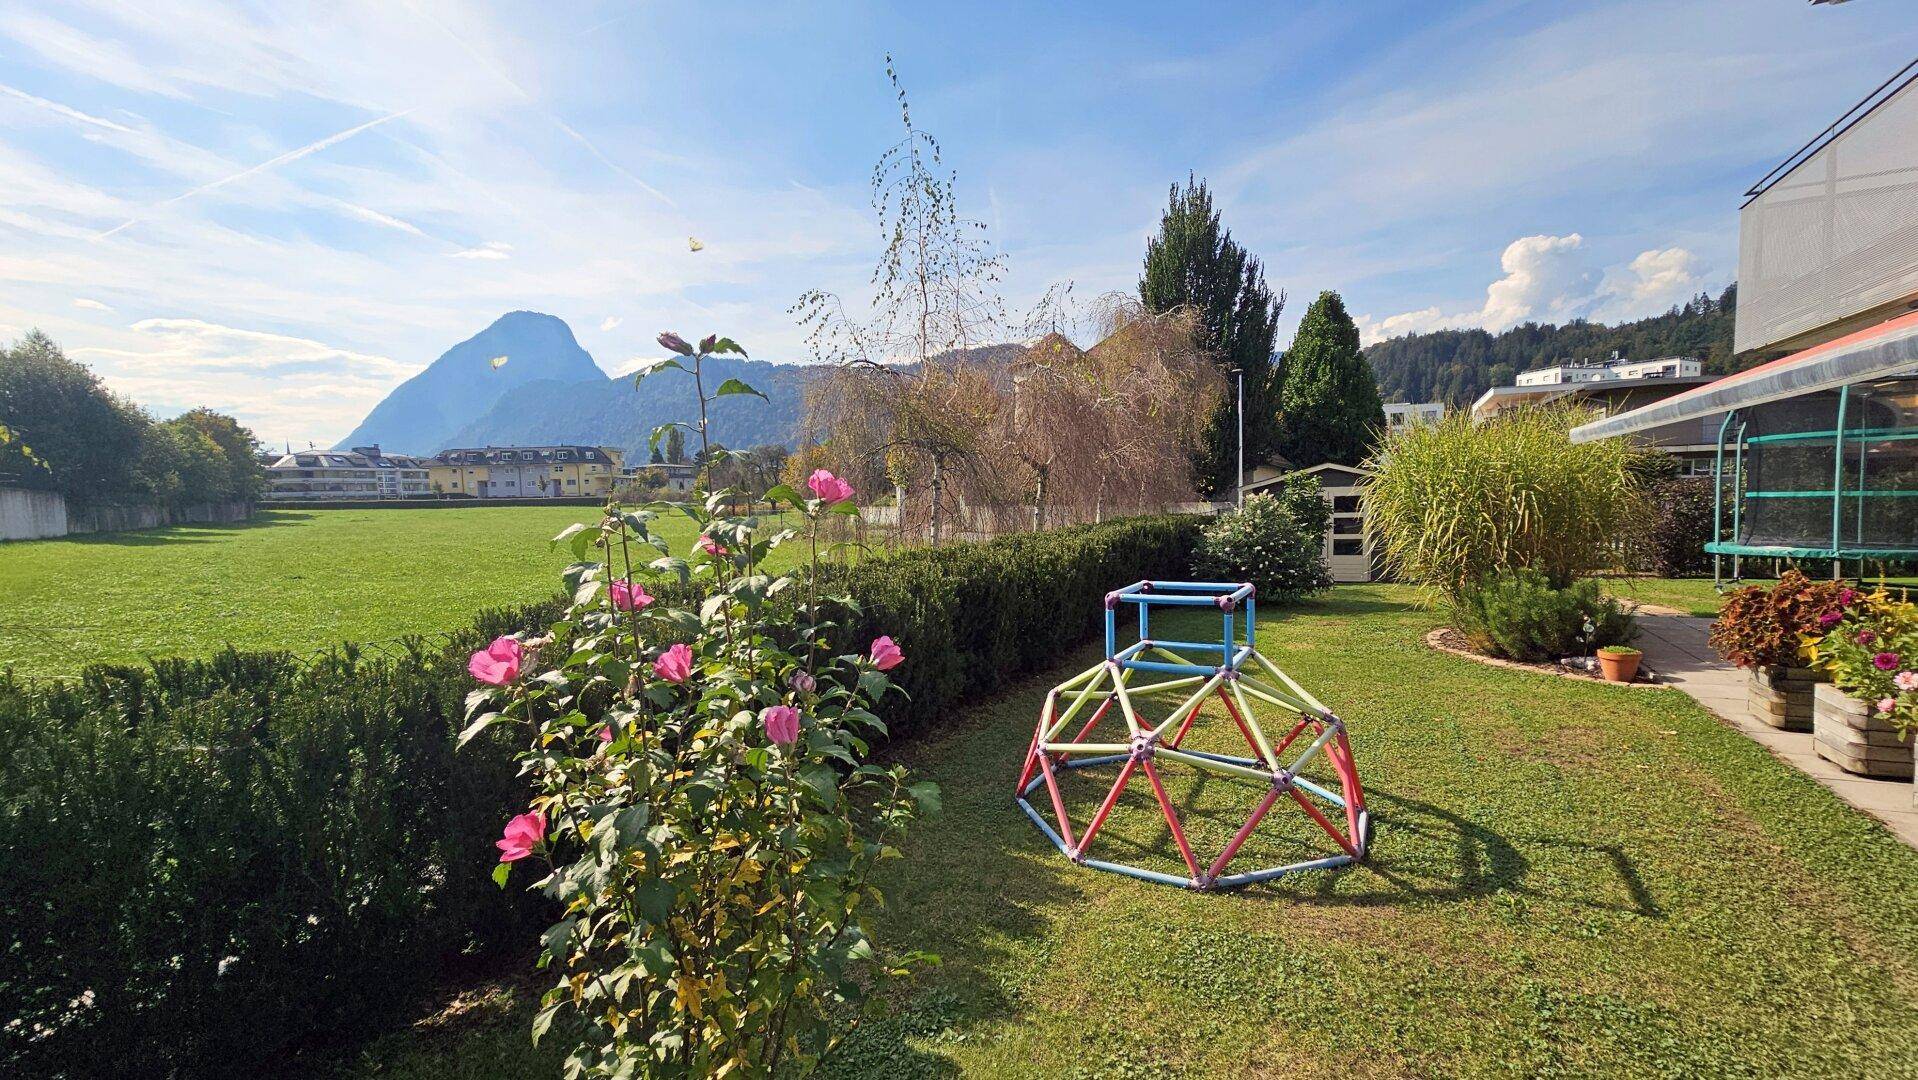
xmin=549 ymin=522 xmax=589 ymax=549
xmin=707 ymin=336 xmax=748 ymax=357
xmin=632 ymin=877 xmax=675 ymax=923
xmin=629 ymin=357 xmax=689 ymax=386
xmin=908 ymin=781 xmax=942 ymax=817
xmin=531 ymin=1001 xmax=561 ymax=1045
xmin=492 ymin=862 xmax=512 ymax=889
xmin=712 ymin=378 xmax=767 ymax=401
xmin=458 ymin=712 xmax=500 ymax=747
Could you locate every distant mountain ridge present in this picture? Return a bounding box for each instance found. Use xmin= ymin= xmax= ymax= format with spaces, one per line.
xmin=1363 ymin=285 xmax=1743 ymax=407
xmin=336 ymin=311 xmax=1033 ymax=458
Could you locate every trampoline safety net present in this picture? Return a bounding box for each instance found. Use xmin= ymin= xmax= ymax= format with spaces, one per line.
xmin=1728 ymin=375 xmax=1918 ymax=554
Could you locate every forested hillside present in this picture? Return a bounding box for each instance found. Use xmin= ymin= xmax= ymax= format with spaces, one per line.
xmin=1364 ymin=284 xmax=1741 ymax=406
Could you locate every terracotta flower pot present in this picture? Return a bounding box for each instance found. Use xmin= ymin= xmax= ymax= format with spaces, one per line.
xmin=1597 ymin=647 xmax=1641 ymax=684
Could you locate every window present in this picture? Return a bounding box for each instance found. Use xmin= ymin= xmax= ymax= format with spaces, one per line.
xmin=1332 ymin=538 xmax=1364 ymax=556
xmin=553 ymin=465 xmax=565 ymax=474
xmin=1331 ymin=494 xmax=1361 ymax=514
xmin=1332 ymin=516 xmax=1362 ymax=535
xmin=566 ymin=478 xmax=577 ymax=487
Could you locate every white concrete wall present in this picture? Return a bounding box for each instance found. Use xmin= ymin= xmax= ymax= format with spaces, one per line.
xmin=0 ymin=488 xmax=69 ymax=540
xmin=0 ymin=489 xmax=252 ymax=541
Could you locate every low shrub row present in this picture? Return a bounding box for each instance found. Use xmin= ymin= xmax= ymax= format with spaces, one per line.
xmin=0 ymin=513 xmax=1200 ymax=1078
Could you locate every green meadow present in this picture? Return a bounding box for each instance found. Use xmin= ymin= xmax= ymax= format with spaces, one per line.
xmin=0 ymin=506 xmax=811 ymax=676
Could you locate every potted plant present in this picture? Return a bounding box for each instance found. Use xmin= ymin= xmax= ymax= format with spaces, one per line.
xmin=1597 ymin=645 xmax=1641 ymax=683
xmin=1708 ymin=571 xmax=1845 ymax=732
xmin=1806 ymin=586 xmax=1917 ymax=781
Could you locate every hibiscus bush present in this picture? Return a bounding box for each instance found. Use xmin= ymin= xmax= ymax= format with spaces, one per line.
xmin=462 ymin=333 xmax=938 ymax=1077
xmin=1807 ymin=584 xmax=1918 ymax=736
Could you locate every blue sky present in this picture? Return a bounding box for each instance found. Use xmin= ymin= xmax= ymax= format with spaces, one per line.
xmin=1 ymin=1 xmax=1912 ymax=448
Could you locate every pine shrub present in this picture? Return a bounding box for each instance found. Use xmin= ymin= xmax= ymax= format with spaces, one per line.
xmin=1450 ymin=569 xmax=1637 ymax=662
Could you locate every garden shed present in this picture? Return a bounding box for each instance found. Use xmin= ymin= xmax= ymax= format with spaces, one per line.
xmin=1244 ymin=462 xmax=1375 ymax=582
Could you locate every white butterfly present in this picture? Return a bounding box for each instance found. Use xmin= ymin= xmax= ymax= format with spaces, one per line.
xmin=687 ymin=237 xmax=705 ymax=252
xmin=489 ymin=355 xmax=509 ymax=370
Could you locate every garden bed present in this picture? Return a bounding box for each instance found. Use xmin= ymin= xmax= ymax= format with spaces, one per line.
xmin=1423 ymin=626 xmax=1666 ymax=687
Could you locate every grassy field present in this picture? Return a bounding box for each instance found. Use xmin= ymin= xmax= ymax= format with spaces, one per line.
xmin=329 ymin=586 xmax=1918 ymax=1078
xmin=0 ymin=506 xmax=813 ymax=676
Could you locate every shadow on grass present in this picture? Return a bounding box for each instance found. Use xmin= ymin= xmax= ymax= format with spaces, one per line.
xmin=56 ymin=510 xmax=318 ymax=546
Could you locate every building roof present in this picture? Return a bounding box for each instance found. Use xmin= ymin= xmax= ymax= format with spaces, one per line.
xmin=432 ymin=445 xmax=620 ymax=466
xmin=1472 ymin=373 xmax=1719 ymax=418
xmin=270 ymin=450 xmax=429 ymax=470
xmin=1570 ymin=310 xmax=1918 ymax=443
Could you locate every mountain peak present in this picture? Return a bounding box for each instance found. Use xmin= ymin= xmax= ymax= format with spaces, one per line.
xmin=333 ymin=312 xmax=605 ymax=453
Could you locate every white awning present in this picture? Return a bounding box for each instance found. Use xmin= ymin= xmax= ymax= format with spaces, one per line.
xmin=1569 ymin=310 xmax=1918 ymax=443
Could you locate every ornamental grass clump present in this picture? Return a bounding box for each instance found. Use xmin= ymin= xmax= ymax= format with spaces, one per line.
xmin=1806 ymin=584 xmax=1918 ymax=736
xmin=461 ymin=332 xmax=938 ymax=1078
xmin=1362 ymin=405 xmax=1649 ymax=597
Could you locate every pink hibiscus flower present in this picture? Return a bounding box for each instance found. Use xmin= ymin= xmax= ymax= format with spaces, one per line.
xmin=468 ymin=636 xmax=524 ymax=685
xmin=653 ymin=642 xmax=694 ymax=683
xmin=869 ymin=635 xmax=904 ymax=672
xmin=496 ymin=810 xmax=545 ymax=862
xmin=806 ymin=468 xmax=854 ymax=504
xmin=610 ymin=579 xmax=653 ymax=612
xmin=760 ymin=705 xmax=801 ymax=746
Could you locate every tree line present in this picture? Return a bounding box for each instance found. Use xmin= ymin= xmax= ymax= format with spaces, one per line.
xmin=0 ymin=331 xmax=265 ymax=508
xmin=1365 ymin=284 xmax=1741 ymax=407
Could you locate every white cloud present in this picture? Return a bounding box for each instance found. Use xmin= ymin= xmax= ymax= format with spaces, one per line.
xmin=71 ymin=297 xmax=111 ymax=311
xmin=450 ymin=240 xmax=513 ymax=260
xmin=1594 ymin=246 xmax=1702 ymax=321
xmin=68 ymin=318 xmax=413 ymax=446
xmin=1356 ymin=235 xmax=1706 ymax=345
xmin=599 ymin=315 xmax=621 ymax=332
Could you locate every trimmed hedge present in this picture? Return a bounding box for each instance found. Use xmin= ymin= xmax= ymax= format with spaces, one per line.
xmin=0 ymin=514 xmax=1199 ymax=1078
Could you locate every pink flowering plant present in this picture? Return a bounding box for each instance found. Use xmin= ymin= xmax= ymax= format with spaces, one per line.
xmin=1806 ymin=584 xmax=1918 ymax=736
xmin=459 ymin=331 xmax=937 ymax=1077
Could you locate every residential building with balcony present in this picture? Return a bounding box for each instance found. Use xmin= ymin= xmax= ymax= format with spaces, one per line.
xmin=428 ymin=445 xmax=625 ymax=499
xmin=1382 ymin=401 xmax=1445 ymax=432
xmin=266 ymin=445 xmax=432 ymax=501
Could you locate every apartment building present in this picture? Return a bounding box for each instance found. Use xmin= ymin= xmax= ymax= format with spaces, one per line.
xmin=428 ymin=445 xmax=626 ymax=499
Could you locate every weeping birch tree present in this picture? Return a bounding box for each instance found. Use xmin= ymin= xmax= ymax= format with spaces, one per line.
xmin=792 ymin=56 xmax=1013 ymax=544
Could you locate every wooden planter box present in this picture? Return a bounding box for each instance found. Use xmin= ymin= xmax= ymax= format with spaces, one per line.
xmin=1813 ymin=684 xmax=1916 ymax=780
xmin=1746 ymin=665 xmax=1824 ymax=733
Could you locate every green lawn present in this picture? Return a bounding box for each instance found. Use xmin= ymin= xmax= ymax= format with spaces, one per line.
xmin=1603 ymin=574 xmax=1918 ymax=619
xmin=0 ymin=506 xmax=811 ymax=676
xmin=330 ymin=586 xmax=1918 ymax=1078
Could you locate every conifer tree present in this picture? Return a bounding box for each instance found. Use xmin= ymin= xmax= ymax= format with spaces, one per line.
xmin=1139 ymin=177 xmax=1281 ymax=496
xmin=1276 ymin=290 xmax=1385 ymax=467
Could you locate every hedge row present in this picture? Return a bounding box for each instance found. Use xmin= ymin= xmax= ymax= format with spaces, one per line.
xmin=0 ymin=514 xmax=1201 ymax=1078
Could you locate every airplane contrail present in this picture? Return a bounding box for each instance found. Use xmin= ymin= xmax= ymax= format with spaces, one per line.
xmin=97 ymin=108 xmax=415 ymax=239
xmin=0 ymin=82 xmax=139 ymax=135
xmin=400 ymin=0 xmax=675 ymax=208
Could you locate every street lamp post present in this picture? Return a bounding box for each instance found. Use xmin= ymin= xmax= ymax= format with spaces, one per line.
xmin=1231 ymin=367 xmax=1244 ymax=509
